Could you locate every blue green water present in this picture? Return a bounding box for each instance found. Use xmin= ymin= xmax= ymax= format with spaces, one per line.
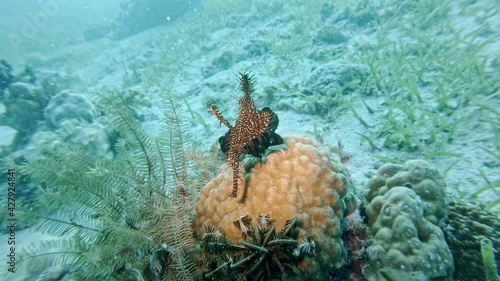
xmin=0 ymin=1 xmax=498 ymax=280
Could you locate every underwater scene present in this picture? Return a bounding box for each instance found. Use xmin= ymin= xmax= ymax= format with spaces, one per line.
xmin=0 ymin=0 xmax=499 ymax=280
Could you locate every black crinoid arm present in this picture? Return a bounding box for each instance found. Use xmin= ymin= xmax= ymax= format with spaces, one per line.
xmin=200 ymin=217 xmax=303 ymax=280
xmin=218 ymin=107 xmax=283 ymax=159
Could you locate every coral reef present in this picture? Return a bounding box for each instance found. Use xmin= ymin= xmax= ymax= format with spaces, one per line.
xmin=2 ymin=82 xmax=47 ymax=143
xmin=207 ymin=73 xmax=282 ymax=198
xmin=202 ymin=51 xmax=236 ymax=78
xmin=364 ymin=186 xmax=454 ymax=281
xmin=341 ymin=209 xmax=370 ymax=281
xmin=44 ymin=90 xmax=97 ymax=129
xmin=313 ymin=26 xmax=347 ymax=45
xmin=59 ymin=120 xmax=112 ymax=158
xmin=37 ymin=90 xmax=111 ymax=157
xmin=297 ymin=61 xmax=368 ymax=117
xmin=243 ymin=39 xmax=271 ymax=57
xmin=195 ymin=136 xmax=356 ymax=279
xmin=366 ymin=159 xmax=447 ymax=226
xmin=305 ymin=61 xmax=367 ymax=97
xmin=0 ymin=59 xmax=14 ymax=94
xmin=0 ymin=61 xmax=83 ymax=152
xmin=443 ymin=199 xmax=500 ymax=281
xmin=362 ymin=160 xmax=454 ymax=280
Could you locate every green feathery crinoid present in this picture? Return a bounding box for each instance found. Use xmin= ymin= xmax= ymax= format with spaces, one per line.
xmin=17 ymin=92 xmax=202 ymax=281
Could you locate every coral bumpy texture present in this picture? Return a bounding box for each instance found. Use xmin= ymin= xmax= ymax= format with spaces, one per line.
xmin=364 ymin=160 xmax=454 ymax=280
xmin=207 ymin=73 xmax=273 ymax=198
xmin=195 ymin=136 xmax=356 ymax=279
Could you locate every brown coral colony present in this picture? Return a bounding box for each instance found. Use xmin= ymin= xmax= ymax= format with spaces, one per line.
xmin=207 ymin=72 xmax=282 ymax=198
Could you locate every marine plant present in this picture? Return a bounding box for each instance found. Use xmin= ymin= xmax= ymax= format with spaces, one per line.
xmin=480 ymin=237 xmax=500 ymax=281
xmin=17 ymin=92 xmax=203 ymax=280
xmin=334 ymin=0 xmax=499 ymax=166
